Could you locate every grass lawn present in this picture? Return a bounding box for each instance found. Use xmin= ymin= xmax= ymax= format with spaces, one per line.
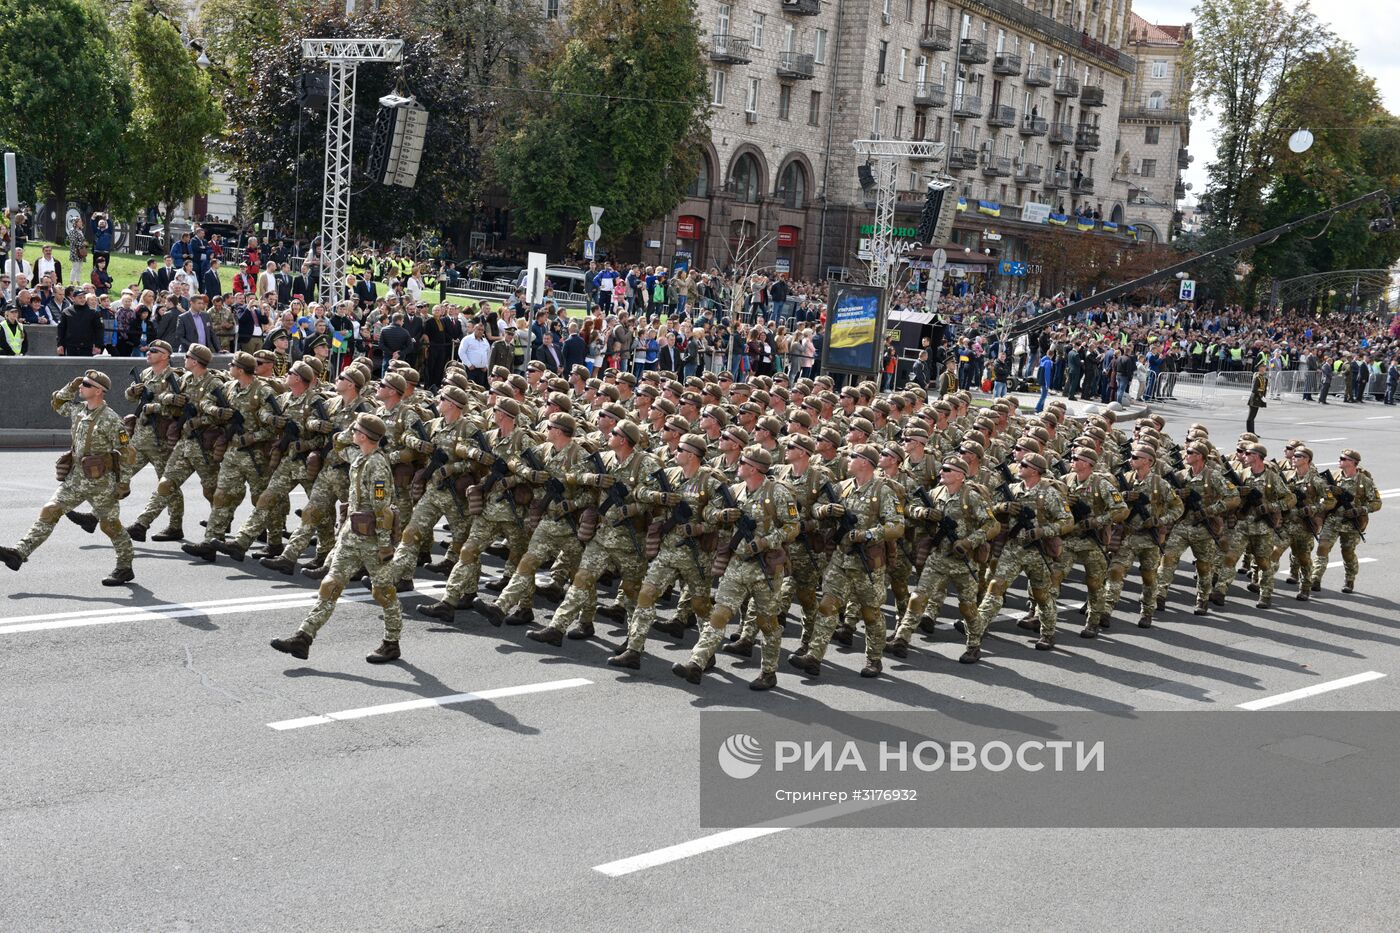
xmin=30 ymin=240 xmax=235 ymax=295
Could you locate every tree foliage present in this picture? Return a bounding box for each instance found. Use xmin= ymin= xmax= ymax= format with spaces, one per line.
xmin=218 ymin=1 xmax=489 ymax=242
xmin=0 ymin=0 xmax=133 ymax=208
xmin=492 ymin=0 xmax=710 ymax=243
xmin=120 ymin=2 xmax=224 ymax=222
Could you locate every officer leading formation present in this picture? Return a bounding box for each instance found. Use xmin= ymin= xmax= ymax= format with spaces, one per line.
xmin=0 ymin=350 xmax=1382 ymax=684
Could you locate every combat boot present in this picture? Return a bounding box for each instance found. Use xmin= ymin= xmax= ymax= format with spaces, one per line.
xmin=527 ymin=626 xmax=564 ymax=647
xmin=424 ymin=557 xmax=456 ymax=576
xmin=1016 ymin=614 xmax=1040 ymax=632
xmin=1136 ymin=613 xmax=1153 ymax=629
xmin=504 ymin=608 xmax=535 ymax=627
xmin=1034 ymin=635 xmax=1055 ymax=651
xmin=787 ymin=653 xmax=821 ymax=677
xmin=101 ymin=567 xmax=135 ymax=587
xmin=1209 ymin=591 xmax=1226 ymax=606
xmin=958 ymin=646 xmax=982 ymax=664
xmin=483 ymin=574 xmax=509 ymax=593
xmin=651 ymin=618 xmax=686 ymax=638
xmin=181 ymin=542 xmax=217 ymax=562
xmin=254 ymin=541 xmax=285 ymax=560
xmin=1156 ymin=595 xmax=1167 ymax=611
xmin=468 ymin=596 xmax=502 ymax=626
xmin=607 ymin=649 xmax=642 ymax=670
xmin=566 ymin=620 xmax=595 ymax=640
xmin=886 ymin=638 xmax=909 ymax=659
xmin=1295 ymin=585 xmax=1309 ymax=602
xmin=1255 ymin=596 xmax=1271 ymax=609
xmin=536 ymin=579 xmax=568 ymax=600
xmin=126 ymin=522 xmax=148 ymax=542
xmin=261 ymin=555 xmax=298 ymax=575
xmin=859 ymin=660 xmax=882 ymax=678
xmin=1342 ymin=579 xmax=1356 ymax=594
xmin=151 ymin=526 xmax=184 ymax=542
xmin=302 ymin=564 xmax=331 ymax=581
xmin=832 ymin=626 xmax=854 ymax=647
xmin=66 ymin=510 xmax=98 ymax=533
xmin=395 ymin=577 xmax=415 ymax=593
xmin=270 ymin=631 xmax=312 ymax=660
xmin=596 ymin=603 xmax=627 ymax=622
xmin=671 ymin=660 xmax=704 ymax=684
xmin=953 ymin=619 xmax=967 ymax=635
xmin=419 ymin=599 xmax=458 ymax=622
xmin=1079 ymin=624 xmax=1099 ymax=639
xmin=366 ymin=640 xmax=401 ymax=664
xmin=1193 ymin=600 xmax=1209 ymax=616
xmin=721 ymin=637 xmax=755 ymax=658
xmin=749 ymin=671 xmax=777 ymax=691
xmin=1098 ymin=614 xmax=1113 ymax=630
xmin=0 ymin=546 xmax=23 ymax=571
xmin=1246 ymin=582 xmax=1260 ymax=594
xmin=215 ymin=540 xmax=247 ymax=562
xmin=918 ymin=616 xmax=937 ymax=634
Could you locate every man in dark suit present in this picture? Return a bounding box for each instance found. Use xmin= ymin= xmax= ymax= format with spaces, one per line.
xmin=292 ymin=260 xmax=319 ymax=302
xmin=353 ymin=273 xmax=377 ymax=308
xmin=275 ymin=266 xmax=294 ymax=306
xmin=56 ymin=293 xmax=104 ymax=356
xmin=140 ymin=258 xmax=163 ymax=295
xmin=376 ymin=312 xmax=413 ymax=375
xmin=656 ymin=333 xmax=679 ymax=373
xmin=174 ymin=296 xmax=215 ymax=352
xmin=156 ymin=255 xmax=178 ymax=291
xmin=201 ymin=258 xmax=223 ymax=298
xmin=538 ymin=332 xmax=564 ymax=373
xmin=562 ymin=324 xmax=587 ymax=372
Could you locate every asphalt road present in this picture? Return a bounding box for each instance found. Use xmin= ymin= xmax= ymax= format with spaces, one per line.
xmin=2 ymin=394 xmax=1399 ymax=932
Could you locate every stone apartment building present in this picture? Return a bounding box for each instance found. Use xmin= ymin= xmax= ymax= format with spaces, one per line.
xmin=1118 ymin=12 xmax=1192 ymax=243
xmin=630 ymin=0 xmax=1190 ymax=292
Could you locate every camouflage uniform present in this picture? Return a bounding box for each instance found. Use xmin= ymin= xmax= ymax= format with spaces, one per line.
xmin=1227 ymin=466 xmax=1295 ymax=605
xmin=974 ymin=479 xmax=1072 ymax=647
xmin=1278 ymin=467 xmax=1331 ymax=599
xmin=124 ymin=365 xmax=185 ymax=529
xmin=133 ymin=368 xmax=224 ymax=529
xmin=387 ymin=414 xmax=480 ymax=580
xmin=1104 ymin=471 xmax=1183 ymax=625
xmin=229 ymin=388 xmax=333 ymax=552
xmin=441 ymin=426 xmax=534 ymax=606
xmin=297 ymin=447 xmax=403 ymax=643
xmin=202 ymin=377 xmax=277 ymax=544
xmin=894 ymin=483 xmax=998 ymax=645
xmin=13 ymin=382 xmax=134 ymax=571
xmin=1313 ymin=468 xmax=1380 ymax=591
xmin=1059 ymin=467 xmax=1128 ymax=633
xmin=1157 ymin=465 xmax=1236 ymax=611
xmin=281 ymin=398 xmax=367 ymax=565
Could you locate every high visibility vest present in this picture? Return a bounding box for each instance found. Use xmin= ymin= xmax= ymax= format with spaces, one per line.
xmin=1230 ymin=348 xmax=1242 ymax=362
xmin=422 ymin=274 xmax=437 ymax=289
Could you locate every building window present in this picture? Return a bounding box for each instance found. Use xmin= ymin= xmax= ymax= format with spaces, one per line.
xmin=1141 ymin=158 xmax=1156 ymax=178
xmin=779 ymin=161 xmax=807 ymax=208
xmin=1151 ymin=59 xmax=1167 ymax=79
xmin=712 ymin=70 xmax=726 ymax=106
xmin=814 ymin=28 xmax=828 ymax=63
xmin=878 ymin=40 xmax=888 ymax=75
xmin=872 ymin=103 xmax=883 ymax=138
xmin=1145 ymin=126 xmax=1160 ymax=144
xmin=687 ymin=155 xmax=711 ymax=198
xmin=545 ymin=0 xmax=559 ymax=19
xmin=809 ymin=90 xmax=822 ymax=125
xmin=898 ymin=48 xmax=909 ymax=80
xmin=779 ymin=84 xmax=792 ymax=120
xmin=905 ymin=0 xmax=914 ymax=20
xmin=894 ymin=105 xmax=905 ymax=137
xmin=746 ymin=77 xmax=760 ymax=114
xmin=732 ymin=153 xmax=762 ymax=204
xmin=717 ymin=4 xmax=731 ymax=35
xmin=783 ymin=23 xmax=795 ymax=52
xmin=751 ymin=12 xmax=765 ymax=49
xmin=1147 ymin=90 xmax=1164 ymax=110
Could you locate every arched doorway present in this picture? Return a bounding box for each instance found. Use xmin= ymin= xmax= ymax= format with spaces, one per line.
xmin=730 ymin=152 xmax=764 ymax=204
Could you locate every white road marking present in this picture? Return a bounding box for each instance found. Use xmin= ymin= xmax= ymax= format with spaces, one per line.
xmin=1365 ymin=416 xmax=1393 ymax=420
xmin=1236 ymin=672 xmax=1386 ymax=711
xmin=0 ymin=584 xmax=448 ymax=636
xmin=1304 ymin=437 xmax=1347 ymax=443
xmin=267 ymin=677 xmax=593 ymax=730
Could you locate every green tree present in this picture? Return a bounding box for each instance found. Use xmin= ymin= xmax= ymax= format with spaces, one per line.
xmin=0 ymin=0 xmax=132 ymax=210
xmin=120 ymin=2 xmax=224 ymax=223
xmin=218 ymin=2 xmax=488 ymax=242
xmin=492 ymin=0 xmax=710 ymax=243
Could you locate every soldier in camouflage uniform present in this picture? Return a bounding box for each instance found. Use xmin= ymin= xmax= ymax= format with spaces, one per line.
xmin=420 ymin=397 xmax=533 ymax=622
xmin=673 ymin=446 xmax=797 ymax=690
xmin=1058 ymin=446 xmax=1129 ymax=637
xmin=183 ymin=352 xmax=278 ymax=561
xmin=215 ymin=361 xmax=334 ymax=562
xmin=1222 ymin=442 xmax=1293 ymax=608
xmin=1104 ymin=446 xmax=1183 ymax=627
xmin=890 ymin=456 xmax=998 ymax=657
xmin=1312 ymin=448 xmax=1380 ymax=594
xmin=1277 ymin=445 xmax=1331 ymax=601
xmin=114 ymin=340 xmax=184 ymax=539
xmin=527 ymin=419 xmax=658 ymax=645
xmin=972 ymin=453 xmax=1072 ymax=658
xmin=789 ymin=444 xmax=905 ymax=678
xmin=610 ymin=433 xmax=726 ymax=669
xmin=481 ymin=412 xmax=596 ymax=628
xmin=0 ymin=372 xmax=136 ymax=585
xmin=269 ymin=413 xmax=405 ymax=664
xmin=128 ymin=344 xmax=224 ymax=541
xmin=1157 ymin=442 xmax=1237 ymax=615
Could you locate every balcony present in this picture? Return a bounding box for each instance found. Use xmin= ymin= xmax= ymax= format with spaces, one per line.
xmin=1178 ymin=146 xmax=1191 ymax=166
xmin=948 ymin=146 xmax=979 ymax=170
xmin=1074 ymin=127 xmax=1101 ymax=151
xmin=1072 ymin=175 xmax=1095 ymax=194
xmin=1080 ymin=85 xmax=1105 ymax=107
xmin=951 ymin=94 xmax=982 ymax=118
xmin=1020 ymin=115 xmax=1048 ymax=136
xmin=1025 ymin=64 xmax=1052 ymax=86
xmin=982 ymin=155 xmax=1012 ymax=177
xmin=780 ymin=0 xmax=821 ymax=14
xmin=777 ymin=51 xmax=816 ymax=79
xmin=913 ymin=81 xmax=947 ymax=108
xmin=958 ymin=38 xmax=989 ymax=64
xmin=709 ymin=34 xmax=751 ymax=64
xmin=1175 ymin=180 xmax=1187 ymax=200
xmin=1048 ymin=122 xmax=1073 ymax=145
xmin=919 ymin=22 xmax=953 ymax=51
xmin=1043 ymin=168 xmax=1069 ymax=190
xmin=1053 ymin=76 xmax=1079 ymax=97
xmin=1015 ymin=162 xmax=1043 ymax=184
xmin=992 ymin=52 xmax=1022 ymax=75
xmin=987 ymin=104 xmax=1016 ymax=127
xmin=1123 ymin=98 xmax=1188 ymax=123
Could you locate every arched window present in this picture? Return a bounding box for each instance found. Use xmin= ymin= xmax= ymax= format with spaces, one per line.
xmin=687 ymin=154 xmax=711 ymax=198
xmin=731 ymin=153 xmax=762 ymax=204
xmin=1147 ymin=90 xmax=1164 ymax=110
xmin=1109 ymin=203 xmax=1124 ymax=224
xmin=777 ymin=161 xmax=807 ymax=209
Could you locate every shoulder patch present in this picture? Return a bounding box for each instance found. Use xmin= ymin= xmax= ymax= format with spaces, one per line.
xmin=118 ymin=430 xmax=130 ymax=445
xmin=373 ymin=479 xmax=387 ymax=500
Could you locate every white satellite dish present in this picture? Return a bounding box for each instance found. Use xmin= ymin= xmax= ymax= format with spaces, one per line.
xmin=1288 ymin=129 xmax=1315 ymax=153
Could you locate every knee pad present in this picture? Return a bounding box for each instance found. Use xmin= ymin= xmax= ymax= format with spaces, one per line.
xmin=690 ymin=595 xmax=713 ymax=617
xmin=399 ymin=525 xmax=423 ymax=550
xmin=318 ymin=577 xmax=345 ymax=601
xmin=620 ymin=579 xmax=641 ymax=601
xmin=212 ymin=489 xmax=237 ymax=508
xmin=1030 ymin=587 xmax=1050 ymax=604
xmin=201 ymin=484 xmax=217 ymax=503
xmin=860 ymin=606 xmax=883 ymax=626
xmin=636 ymin=583 xmax=660 ymax=608
xmin=515 ymin=553 xmax=541 ymax=576
xmin=1106 ymin=566 xmax=1126 ymax=583
xmin=797 ymin=592 xmax=818 ymax=611
xmin=958 ymin=601 xmax=978 ymax=621
xmin=459 ymin=542 xmax=482 ymax=563
xmin=989 ymin=579 xmax=1011 ymax=598
xmin=300 ymin=504 xmax=323 ymax=526
xmin=156 ymin=478 xmax=177 ymax=497
xmin=756 ymin=614 xmax=780 ymax=634
xmin=817 ymin=595 xmax=841 ymax=615
xmin=38 ymin=503 xmax=64 ymax=523
xmin=98 ymin=517 xmax=124 ymax=538
xmin=708 ymin=606 xmax=734 ymax=628
xmin=571 ymin=569 xmax=597 ymax=589
xmin=255 ymin=489 xmax=280 ymax=510
xmin=371 ymin=584 xmax=396 ymax=608
xmin=1141 ymin=570 xmax=1158 ymax=586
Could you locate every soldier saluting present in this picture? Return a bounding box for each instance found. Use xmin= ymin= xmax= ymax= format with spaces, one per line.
xmin=0 ymin=371 xmax=136 ymax=586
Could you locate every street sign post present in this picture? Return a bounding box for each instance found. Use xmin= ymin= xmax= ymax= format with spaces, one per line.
xmin=583 ymin=239 xmax=596 ymax=260
xmin=1179 ymin=279 xmax=1196 ymax=301
xmin=587 ymin=223 xmax=601 ymax=243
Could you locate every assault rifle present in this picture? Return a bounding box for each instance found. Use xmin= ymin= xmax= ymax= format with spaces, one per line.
xmin=715 ymin=481 xmax=771 ymax=587
xmin=590 ymin=450 xmax=640 ymax=555
xmin=523 ymin=446 xmax=568 ymax=515
xmin=130 ymin=367 xmax=156 ymax=426
xmin=1321 ymin=469 xmax=1367 ymax=541
xmin=820 ymin=479 xmax=870 ymax=574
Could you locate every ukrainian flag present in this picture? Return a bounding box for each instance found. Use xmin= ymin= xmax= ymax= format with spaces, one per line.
xmin=957 ymin=197 xmax=968 ymax=212
xmin=977 ymin=200 xmax=1001 ymax=217
xmin=1076 ymin=218 xmax=1095 ymax=232
xmin=331 ymin=330 xmax=348 ymax=352
xmin=1048 ymin=213 xmax=1068 ymax=226
xmin=1125 ymin=225 xmax=1138 ymax=239
xmin=1101 ymin=221 xmax=1118 ymax=233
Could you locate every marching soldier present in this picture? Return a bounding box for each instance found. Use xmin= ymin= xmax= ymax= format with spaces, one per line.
xmin=101 ymin=340 xmax=183 ymax=538
xmin=673 ymin=446 xmax=797 ymax=690
xmin=1313 ymin=448 xmax=1381 ymax=594
xmin=269 ymin=413 xmax=405 ymax=663
xmin=1279 ymin=445 xmax=1331 ymax=601
xmin=789 ymin=444 xmax=905 ymax=679
xmin=0 ymin=372 xmax=136 ymax=585
xmin=1157 ymin=442 xmax=1237 ymax=616
xmin=1230 ymin=442 xmax=1296 ymax=608
xmin=1104 ymin=446 xmax=1182 ymax=627
xmin=1060 ymin=447 xmax=1129 ymax=637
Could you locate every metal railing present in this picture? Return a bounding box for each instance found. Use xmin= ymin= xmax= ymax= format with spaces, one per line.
xmin=709 ymin=34 xmax=751 ymax=62
xmin=919 ymin=22 xmax=953 ymax=50
xmin=960 ymin=0 xmax=1136 ymax=72
xmin=988 ymin=104 xmax=1017 ymax=127
xmin=1025 ymin=64 xmax=1052 ymax=86
xmin=913 ymin=81 xmax=947 ymax=107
